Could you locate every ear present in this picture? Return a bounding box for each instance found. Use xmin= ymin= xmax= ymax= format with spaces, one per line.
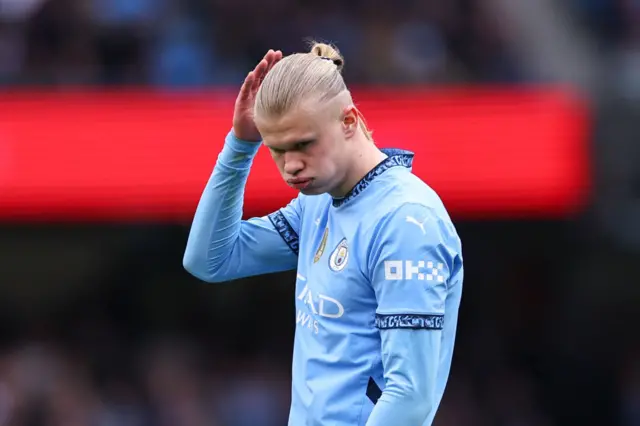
xmin=341 ymin=106 xmax=359 ymax=139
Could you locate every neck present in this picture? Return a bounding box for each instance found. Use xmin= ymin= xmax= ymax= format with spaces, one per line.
xmin=330 ymin=138 xmax=386 ymax=199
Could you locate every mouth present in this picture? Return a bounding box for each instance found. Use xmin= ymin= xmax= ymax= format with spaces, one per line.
xmin=287 ymin=178 xmax=313 ymax=190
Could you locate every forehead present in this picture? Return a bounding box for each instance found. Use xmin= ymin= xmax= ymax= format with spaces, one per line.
xmin=257 ymin=107 xmax=323 ymax=148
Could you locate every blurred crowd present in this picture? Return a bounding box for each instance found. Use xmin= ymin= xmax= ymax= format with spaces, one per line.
xmin=0 ymin=0 xmax=548 ymax=87
xmin=0 ymin=291 xmax=565 ymax=426
xmin=572 ymin=0 xmax=640 ymax=97
xmin=0 ymin=336 xmax=559 ymax=426
xmin=0 ymin=284 xmax=637 ymax=426
xmin=0 ymin=336 xmax=291 ymax=426
xmin=0 ymin=0 xmax=635 ymax=89
xmin=0 ymin=0 xmax=636 ymax=88
xmin=0 ymin=221 xmax=637 ymax=426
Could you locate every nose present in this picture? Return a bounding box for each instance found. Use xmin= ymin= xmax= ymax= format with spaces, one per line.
xmin=283 ymin=152 xmax=304 ymax=176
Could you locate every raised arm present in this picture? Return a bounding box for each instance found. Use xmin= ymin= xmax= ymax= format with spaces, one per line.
xmin=183 ymin=49 xmax=301 ymax=283
xmin=183 ymin=130 xmax=302 ymax=282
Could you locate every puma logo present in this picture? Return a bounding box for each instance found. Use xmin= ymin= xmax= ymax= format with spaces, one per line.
xmin=405 ymin=216 xmax=429 ymax=234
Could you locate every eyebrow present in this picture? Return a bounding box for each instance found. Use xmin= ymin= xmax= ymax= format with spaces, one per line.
xmin=267 ymin=138 xmax=315 ymax=151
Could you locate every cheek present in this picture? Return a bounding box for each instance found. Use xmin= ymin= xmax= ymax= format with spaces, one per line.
xmin=315 ymin=140 xmax=339 ymax=168
xmin=320 ymin=156 xmax=340 ymax=176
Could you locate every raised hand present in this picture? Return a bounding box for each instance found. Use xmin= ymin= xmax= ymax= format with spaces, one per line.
xmin=232 ymin=49 xmax=283 ymax=142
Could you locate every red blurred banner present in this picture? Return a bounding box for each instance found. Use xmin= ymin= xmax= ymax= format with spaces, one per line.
xmin=0 ymin=88 xmax=589 ymax=221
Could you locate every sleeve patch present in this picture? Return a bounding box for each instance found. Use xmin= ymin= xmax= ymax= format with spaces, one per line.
xmin=268 ymin=211 xmax=299 ymax=256
xmin=375 ymin=313 xmax=444 ymax=330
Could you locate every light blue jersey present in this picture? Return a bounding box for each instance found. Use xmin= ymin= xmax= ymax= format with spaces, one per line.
xmin=184 ymin=131 xmax=464 ymax=426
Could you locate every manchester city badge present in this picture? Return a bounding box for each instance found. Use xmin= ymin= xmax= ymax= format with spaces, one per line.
xmin=329 ymin=238 xmax=349 ymax=272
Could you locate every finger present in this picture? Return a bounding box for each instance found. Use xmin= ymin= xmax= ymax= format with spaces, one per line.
xmin=264 ymin=49 xmax=275 ymax=64
xmin=258 ymin=50 xmax=274 ymax=72
xmin=266 ymin=50 xmax=282 ymax=74
xmin=252 ymin=58 xmax=268 ymax=80
xmin=251 ymin=59 xmax=269 ymax=93
xmin=269 ymin=50 xmax=283 ymax=67
xmin=249 ymin=50 xmax=280 ymax=95
xmin=238 ymin=71 xmax=255 ymax=100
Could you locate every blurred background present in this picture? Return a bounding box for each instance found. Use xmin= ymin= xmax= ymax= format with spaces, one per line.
xmin=0 ymin=0 xmax=639 ymax=425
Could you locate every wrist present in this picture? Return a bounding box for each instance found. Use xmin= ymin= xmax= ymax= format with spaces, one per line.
xmin=225 ymin=130 xmax=262 ymax=155
xmin=231 ymin=128 xmax=262 ymax=144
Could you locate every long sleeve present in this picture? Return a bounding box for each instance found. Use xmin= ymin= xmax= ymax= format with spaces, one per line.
xmin=183 ymin=130 xmax=301 ymax=283
xmin=365 ymin=330 xmax=441 ymax=426
xmin=366 ymin=202 xmax=460 ymax=426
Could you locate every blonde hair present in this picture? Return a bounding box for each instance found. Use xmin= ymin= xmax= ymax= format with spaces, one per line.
xmin=255 ymin=42 xmax=372 ymax=140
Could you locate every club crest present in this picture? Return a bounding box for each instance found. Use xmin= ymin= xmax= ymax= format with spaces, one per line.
xmin=314 ymin=227 xmax=329 ymax=263
xmin=329 ymin=238 xmax=349 ymax=272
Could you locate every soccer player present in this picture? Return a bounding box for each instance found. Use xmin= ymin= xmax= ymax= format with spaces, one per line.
xmin=183 ymin=43 xmax=464 ymax=426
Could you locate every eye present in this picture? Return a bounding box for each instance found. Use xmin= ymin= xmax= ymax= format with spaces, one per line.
xmin=296 ymin=140 xmax=314 ymax=150
xmin=270 ymin=147 xmax=285 ymax=155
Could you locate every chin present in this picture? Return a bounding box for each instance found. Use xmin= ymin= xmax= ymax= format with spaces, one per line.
xmin=299 ymin=185 xmax=325 ymax=196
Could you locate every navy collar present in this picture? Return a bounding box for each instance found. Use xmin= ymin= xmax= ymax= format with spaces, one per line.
xmin=332 ymin=148 xmax=414 ymax=207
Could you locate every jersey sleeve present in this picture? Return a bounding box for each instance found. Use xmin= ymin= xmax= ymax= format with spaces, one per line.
xmin=183 ymin=130 xmax=301 ymax=283
xmin=365 ymin=203 xmax=460 ymax=425
xmin=368 ymin=202 xmax=457 ymax=321
xmin=365 ymin=330 xmax=441 ymax=426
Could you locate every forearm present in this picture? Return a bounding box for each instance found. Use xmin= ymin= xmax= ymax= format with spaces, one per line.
xmin=183 ymin=130 xmax=260 ymax=281
xmin=366 ymin=330 xmax=441 ymax=426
